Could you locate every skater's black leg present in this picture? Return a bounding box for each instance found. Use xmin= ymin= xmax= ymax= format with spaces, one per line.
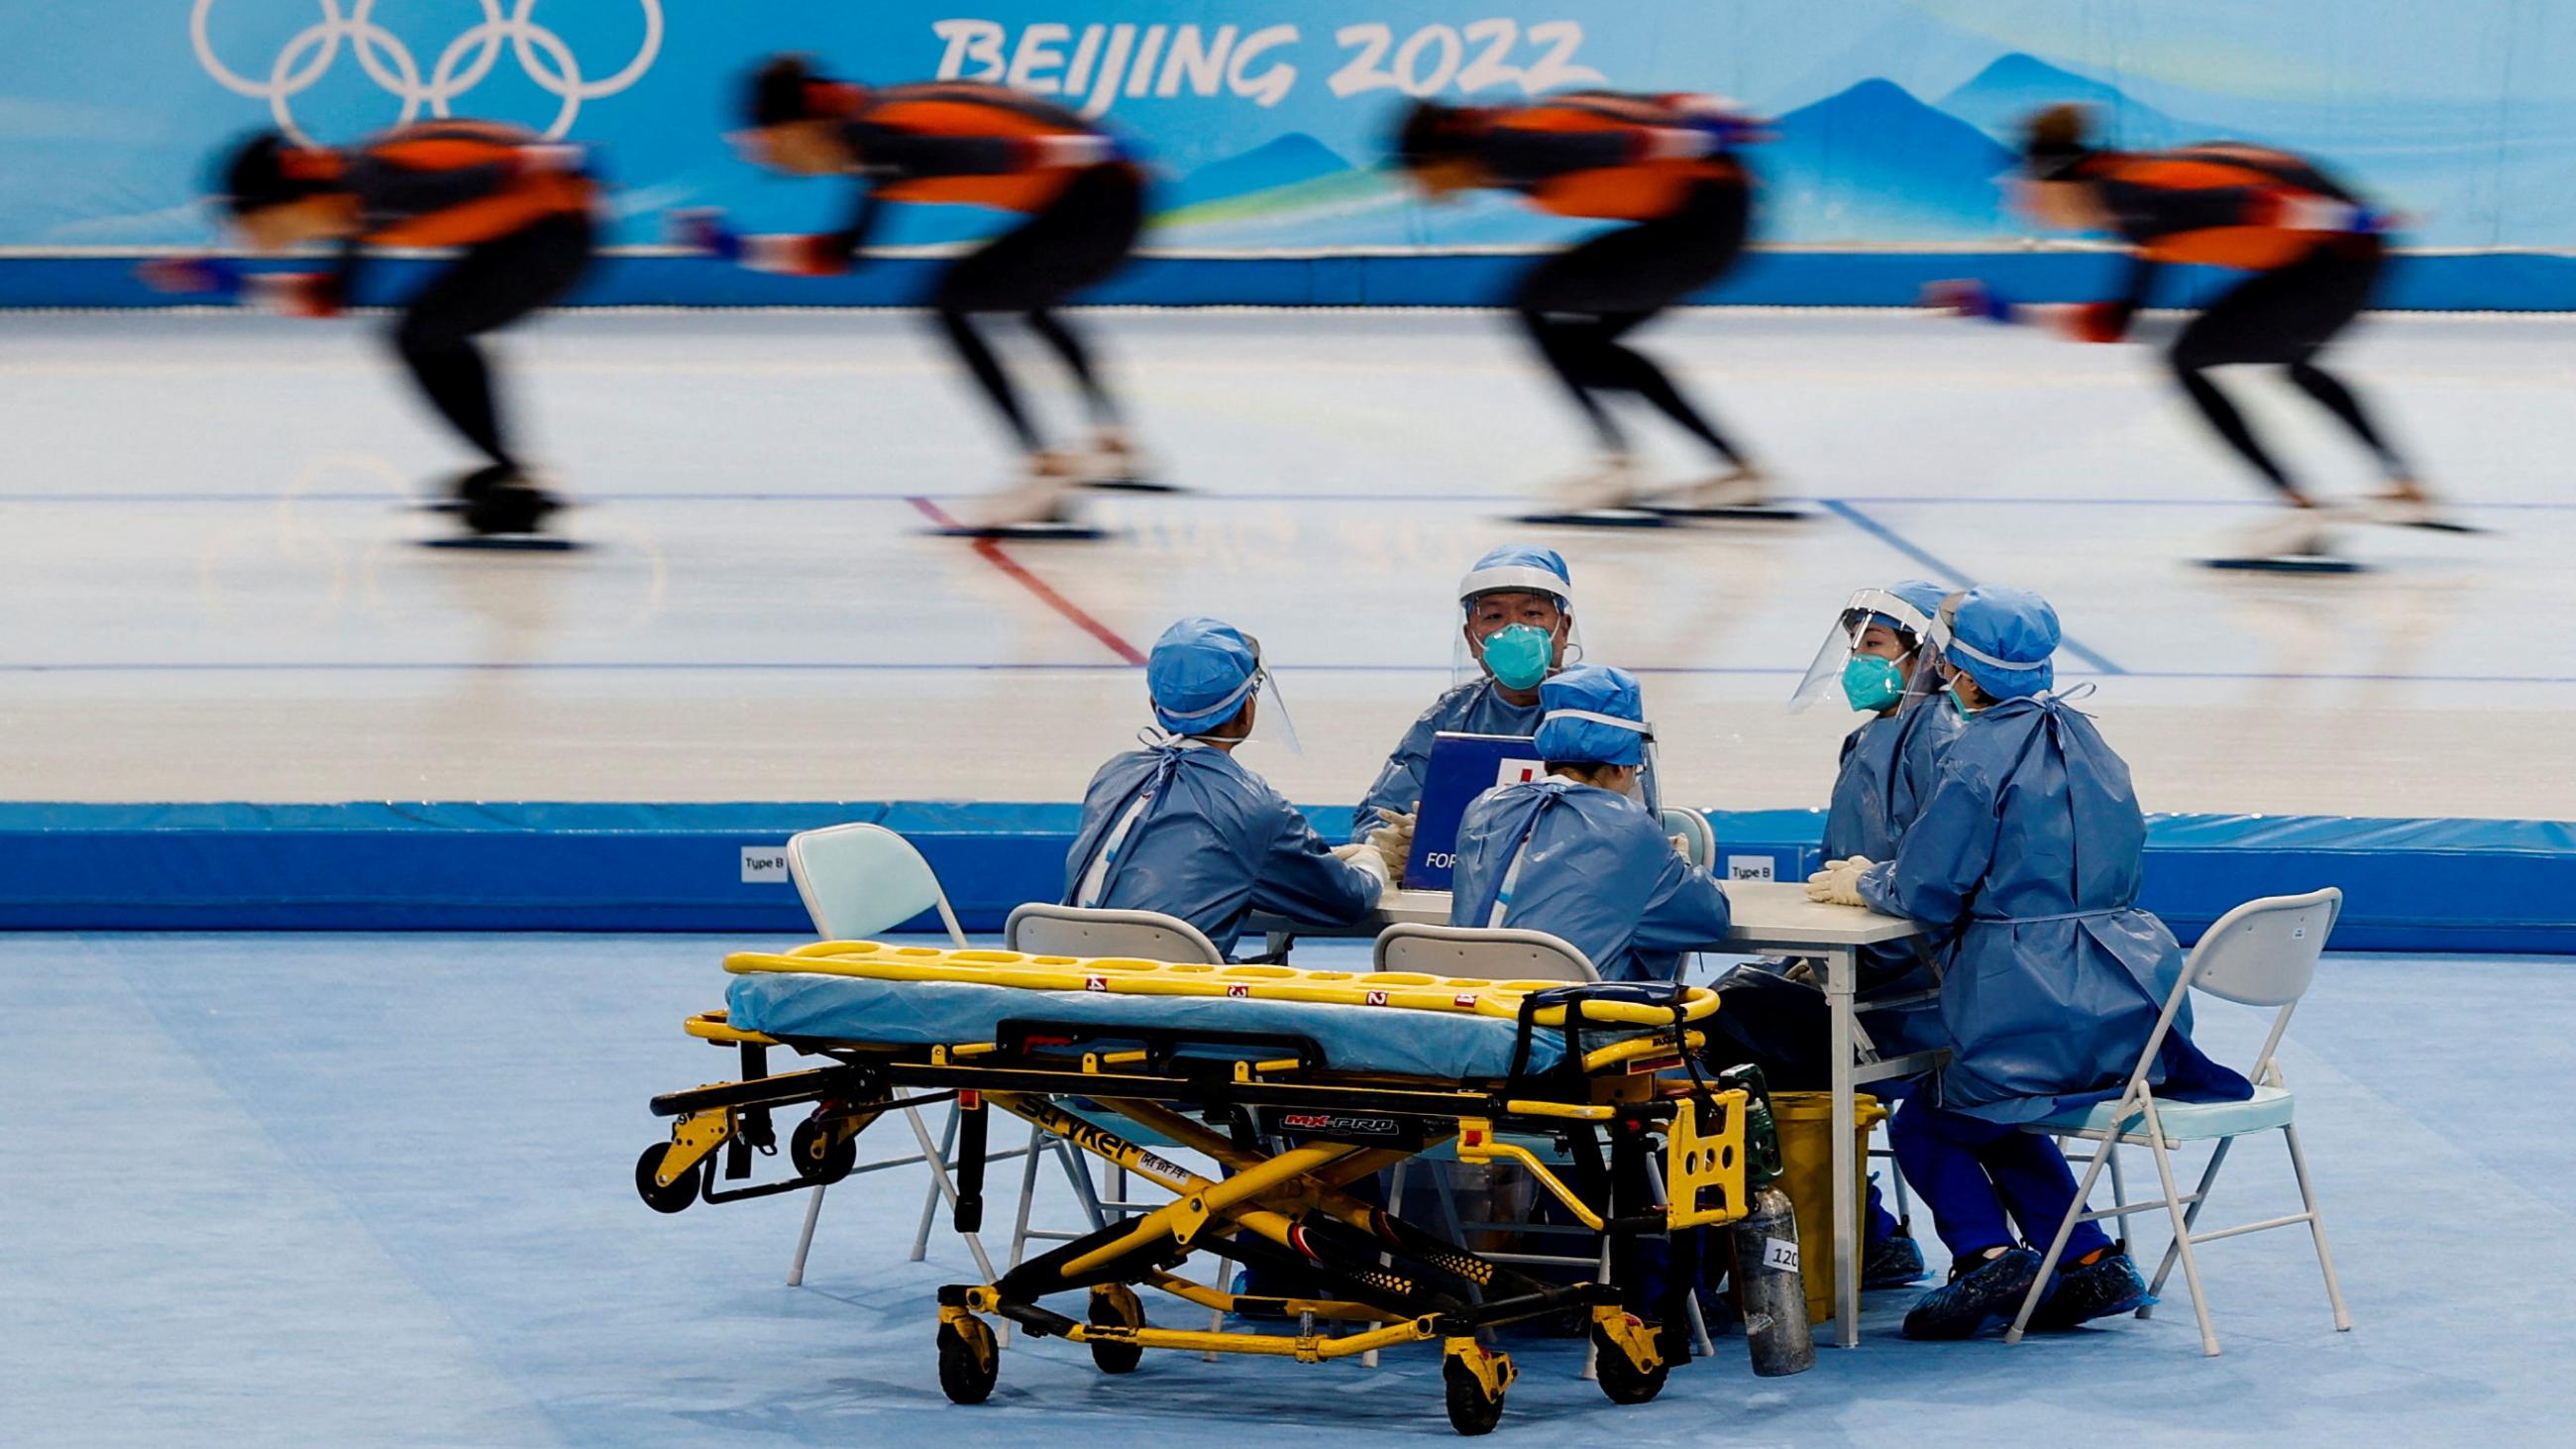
xmin=1520 ymin=309 xmax=1628 ymax=453
xmin=1024 ymin=308 xmax=1122 ymax=430
xmin=930 ymin=306 xmax=1042 ymax=451
xmin=2285 ymin=361 xmax=2408 ymax=477
xmin=931 ymin=167 xmax=1143 ymax=455
xmin=2169 ymin=297 xmax=2305 ymax=501
xmin=395 ymin=326 xmax=513 ymax=470
xmin=2172 ymin=362 xmax=2299 ymax=499
xmin=1510 ymin=182 xmax=1744 ymax=463
xmin=1585 ymin=311 xmax=1745 ymax=467
xmin=386 ymin=211 xmax=595 ymax=475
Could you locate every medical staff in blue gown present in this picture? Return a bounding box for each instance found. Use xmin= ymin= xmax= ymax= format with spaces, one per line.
xmin=1065 ymin=617 xmax=1391 ymax=958
xmin=1448 ymin=665 xmax=1728 ymax=981
xmin=1805 ymin=586 xmax=2251 ymax=1340
xmin=1817 ymin=580 xmax=1965 ymax=922
xmin=1352 ymin=546 xmax=1656 ymax=847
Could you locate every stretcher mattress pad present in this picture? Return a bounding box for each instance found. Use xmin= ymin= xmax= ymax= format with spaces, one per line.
xmin=720 ymin=942 xmax=1710 ymax=1078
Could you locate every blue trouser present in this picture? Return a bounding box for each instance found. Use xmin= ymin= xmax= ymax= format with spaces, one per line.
xmin=1890 ymin=1098 xmax=2113 ymax=1262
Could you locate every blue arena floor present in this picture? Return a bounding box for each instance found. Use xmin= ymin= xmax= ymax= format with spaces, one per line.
xmin=9 ymin=932 xmax=2570 ymax=1446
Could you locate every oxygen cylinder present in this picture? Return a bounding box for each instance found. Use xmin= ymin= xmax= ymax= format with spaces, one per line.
xmin=1730 ymin=1183 xmax=1817 ymax=1377
xmin=1718 ymin=1066 xmax=1813 ymax=1378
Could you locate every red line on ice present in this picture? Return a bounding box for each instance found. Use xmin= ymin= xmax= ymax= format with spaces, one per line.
xmin=905 ymin=497 xmax=1146 ymax=666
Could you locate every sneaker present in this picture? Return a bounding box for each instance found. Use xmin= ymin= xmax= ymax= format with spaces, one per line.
xmin=1862 ymin=1231 xmax=1928 ymax=1289
xmin=2028 ymin=1250 xmax=2154 ymax=1331
xmin=1900 ymin=1247 xmax=2042 ymax=1341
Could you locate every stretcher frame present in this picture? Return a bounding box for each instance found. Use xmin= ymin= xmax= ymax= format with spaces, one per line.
xmin=637 ymin=944 xmax=1767 ymax=1435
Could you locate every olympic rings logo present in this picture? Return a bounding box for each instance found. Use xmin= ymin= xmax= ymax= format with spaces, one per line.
xmin=191 ymin=1 xmax=664 ymax=141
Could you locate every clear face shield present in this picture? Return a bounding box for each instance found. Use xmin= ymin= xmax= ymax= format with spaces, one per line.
xmin=1787 ymin=588 xmax=1940 ymax=715
xmin=1451 ymin=589 xmax=1585 ymax=691
xmin=1222 ymin=632 xmax=1303 ymax=755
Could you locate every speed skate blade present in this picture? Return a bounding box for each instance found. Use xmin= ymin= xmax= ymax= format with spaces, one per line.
xmin=2395 ymin=517 xmax=2486 ymax=535
xmin=1081 ymin=479 xmax=1187 ymax=495
xmin=1515 ymin=508 xmax=1680 ymax=529
xmin=933 ymin=522 xmax=1109 ymax=541
xmin=2203 ymin=554 xmax=2364 ymax=574
xmin=1639 ymin=503 xmax=1813 ymax=521
xmin=421 ymin=534 xmax=583 ymax=552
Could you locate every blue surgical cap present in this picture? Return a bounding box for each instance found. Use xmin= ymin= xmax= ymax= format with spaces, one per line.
xmin=1459 ymin=544 xmax=1573 ymax=611
xmin=1535 ymin=664 xmax=1650 ymax=767
xmin=1860 ymin=578 xmax=1949 ymax=636
xmin=1943 ymin=586 xmax=2059 ymax=699
xmin=1147 ymin=616 xmax=1262 ymax=734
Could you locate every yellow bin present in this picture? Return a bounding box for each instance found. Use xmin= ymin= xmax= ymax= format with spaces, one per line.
xmin=1770 ymin=1091 xmax=1889 ymax=1325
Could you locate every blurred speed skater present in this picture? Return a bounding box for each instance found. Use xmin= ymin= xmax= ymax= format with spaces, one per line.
xmin=148 ymin=123 xmax=599 ymax=540
xmin=683 ymin=56 xmax=1152 ymax=535
xmin=1392 ymin=91 xmax=1773 ymax=522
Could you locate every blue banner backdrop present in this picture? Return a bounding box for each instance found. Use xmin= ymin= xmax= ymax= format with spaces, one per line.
xmin=7 ymin=3 xmax=2576 ymax=304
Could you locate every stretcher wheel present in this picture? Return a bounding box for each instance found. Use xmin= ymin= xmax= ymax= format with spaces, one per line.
xmin=633 ymin=1143 xmax=698 ymax=1214
xmin=790 ymin=1116 xmax=859 ymax=1185
xmin=937 ymin=1316 xmax=1001 ymax=1404
xmin=1087 ymin=1283 xmax=1145 ymax=1375
xmin=1442 ymin=1356 xmax=1506 ymax=1436
xmin=1589 ymin=1321 xmax=1668 ymax=1405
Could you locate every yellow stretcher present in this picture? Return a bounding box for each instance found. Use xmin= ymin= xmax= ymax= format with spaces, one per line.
xmin=637 ymin=943 xmax=1782 ymax=1435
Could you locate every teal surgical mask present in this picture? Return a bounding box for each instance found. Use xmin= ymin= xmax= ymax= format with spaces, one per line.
xmin=1948 ymin=687 xmax=1977 ymax=719
xmin=1481 ymin=623 xmax=1555 ymax=691
xmin=1841 ymin=654 xmax=1906 ymax=713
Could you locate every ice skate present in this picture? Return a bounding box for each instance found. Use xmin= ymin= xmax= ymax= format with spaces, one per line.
xmin=1076 ymin=430 xmax=1183 ymax=494
xmin=420 ymin=469 xmax=578 ymax=551
xmin=938 ymin=451 xmax=1106 ymax=540
xmin=1516 ymin=453 xmax=1672 ymax=527
xmin=1640 ymin=464 xmax=1808 ymax=520
xmin=2358 ymin=481 xmax=2481 ymax=534
xmin=2203 ymin=506 xmax=2361 ymax=574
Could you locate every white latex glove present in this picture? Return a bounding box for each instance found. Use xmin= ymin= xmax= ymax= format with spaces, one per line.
xmin=1366 ymin=807 xmax=1417 ymax=854
xmin=1803 ymin=855 xmax=1876 ymax=907
xmin=1332 ymin=840 xmax=1392 ymax=889
xmin=1669 ymin=834 xmax=1693 ymax=860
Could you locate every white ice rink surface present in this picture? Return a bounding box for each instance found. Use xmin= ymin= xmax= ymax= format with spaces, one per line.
xmin=0 ymin=307 xmax=2565 ymax=817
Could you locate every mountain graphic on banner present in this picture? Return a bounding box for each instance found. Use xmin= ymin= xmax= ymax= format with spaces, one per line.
xmin=1161 ymin=133 xmax=1353 ymax=210
xmin=1938 ymin=52 xmax=2201 ymax=151
xmin=1760 ymin=78 xmax=2017 ymax=241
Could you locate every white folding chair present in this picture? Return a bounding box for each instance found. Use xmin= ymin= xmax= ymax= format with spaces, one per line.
xmin=1372 ymin=921 xmax=1600 ymax=982
xmin=1000 ymin=905 xmax=1223 ymax=1268
xmin=2006 ymin=888 xmax=2353 ymax=1356
xmin=1370 ymin=923 xmax=1714 ymax=1374
xmin=1658 ymin=807 xmax=1717 ymax=869
xmin=1006 ymin=902 xmax=1225 ymax=967
xmin=780 ymin=824 xmax=1044 ymax=1298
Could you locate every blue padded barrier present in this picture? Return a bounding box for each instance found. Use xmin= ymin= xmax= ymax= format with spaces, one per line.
xmin=0 ymin=802 xmax=2567 ymax=950
xmin=16 ymin=250 xmax=2576 ymax=311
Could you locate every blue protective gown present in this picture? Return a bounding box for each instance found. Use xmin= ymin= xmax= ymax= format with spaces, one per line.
xmin=1824 ymin=697 xmax=1964 ymax=866
xmin=1449 ymin=778 xmax=1731 ymax=981
xmin=1352 ymin=682 xmax=1542 ymax=840
xmin=1065 ymin=741 xmax=1383 ymax=958
xmin=1354 ymin=680 xmax=1659 ymax=840
xmin=1857 ymin=696 xmax=2252 ymax=1124
xmin=1828 ymin=696 xmax=1964 ymax=1059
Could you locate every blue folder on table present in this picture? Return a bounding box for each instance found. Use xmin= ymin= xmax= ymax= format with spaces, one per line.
xmin=1405 ymin=731 xmax=1548 ymax=891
